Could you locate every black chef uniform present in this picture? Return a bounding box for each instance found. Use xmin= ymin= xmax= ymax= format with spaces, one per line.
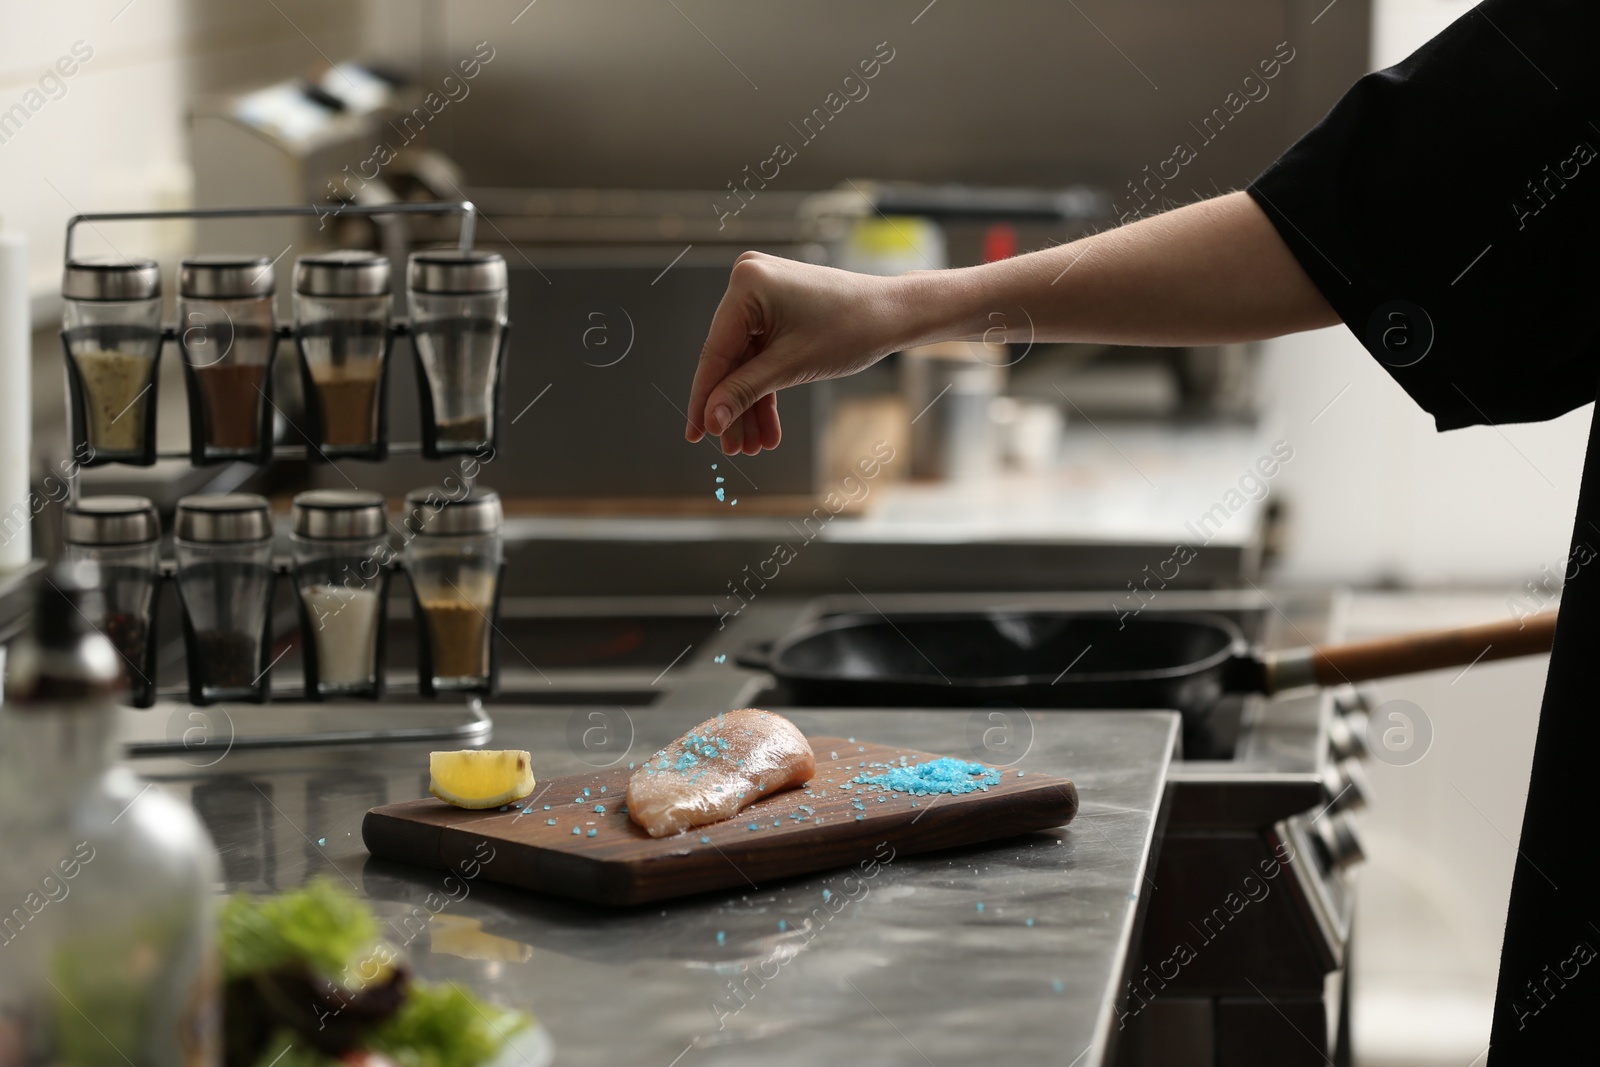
xmin=1248 ymin=0 xmax=1600 ymax=1058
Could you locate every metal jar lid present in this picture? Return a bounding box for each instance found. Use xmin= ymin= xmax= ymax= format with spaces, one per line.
xmin=175 ymin=492 xmax=274 ymax=543
xmin=180 ymin=254 xmax=276 ymax=299
xmin=292 ymin=489 xmax=388 ymax=540
xmin=294 ymin=250 xmax=392 ymax=297
xmin=63 ymin=495 xmax=161 ymax=546
xmin=407 ymin=250 xmax=507 ymax=295
xmin=62 ymin=256 xmax=162 ymax=302
xmin=404 ymin=487 xmax=502 ymax=536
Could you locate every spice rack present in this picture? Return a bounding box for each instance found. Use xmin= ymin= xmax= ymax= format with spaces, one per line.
xmin=58 ymin=201 xmax=508 ymax=754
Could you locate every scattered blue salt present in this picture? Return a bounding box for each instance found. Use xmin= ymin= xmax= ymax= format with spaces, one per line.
xmin=716 ymin=930 xmax=726 ymax=944
xmin=855 ymin=814 xmax=864 ymax=820
xmin=778 ymin=920 xmax=787 ymax=931
xmin=629 ymin=762 xmax=635 ymax=770
xmin=715 ymin=488 xmax=726 ymax=502
xmin=547 ymin=818 xmax=556 ymax=825
xmin=572 ymin=827 xmax=581 ymax=835
xmin=822 ymin=889 xmax=831 ymax=902
xmin=584 ymin=787 xmax=591 ymax=796
xmin=1052 ymin=980 xmax=1064 ymax=994
xmin=748 ymin=823 xmax=759 ymax=831
xmin=850 ymin=757 xmax=1001 ymax=796
xmin=830 ymin=751 xmax=838 ymax=759
xmin=714 ymin=653 xmax=726 ymax=663
xmin=1026 ymin=918 xmax=1035 ymax=927
xmin=711 ymin=463 xmax=718 ymax=469
xmin=1018 ymin=770 xmax=1026 ymax=777
xmin=499 ymin=806 xmax=508 ymax=812
xmin=730 ymin=500 xmax=737 ymax=506
xmin=716 ymin=476 xmax=724 ymax=483
xmin=847 ymin=737 xmax=855 ymax=743
xmin=600 ymin=786 xmax=607 ymax=793
xmin=317 ymin=837 xmax=326 ymax=846
xmin=587 ymin=828 xmax=598 ymax=837
xmin=976 ymin=902 xmax=985 ymax=912
xmin=701 ymin=835 xmax=711 ymax=844
xmin=594 ymin=804 xmax=606 ymax=814
xmin=543 ymin=804 xmax=551 ymax=810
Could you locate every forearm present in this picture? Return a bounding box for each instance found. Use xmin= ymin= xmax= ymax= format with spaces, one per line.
xmin=888 ymin=191 xmax=1339 ymax=349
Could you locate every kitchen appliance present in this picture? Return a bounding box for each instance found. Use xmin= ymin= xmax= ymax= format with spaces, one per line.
xmin=362 ymin=736 xmax=1078 ymax=906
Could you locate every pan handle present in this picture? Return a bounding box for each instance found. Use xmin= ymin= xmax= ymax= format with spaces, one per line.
xmin=1259 ymin=610 xmax=1558 ymax=694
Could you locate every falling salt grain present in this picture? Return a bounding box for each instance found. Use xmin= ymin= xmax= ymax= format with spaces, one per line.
xmin=716 ymin=930 xmax=726 ymax=944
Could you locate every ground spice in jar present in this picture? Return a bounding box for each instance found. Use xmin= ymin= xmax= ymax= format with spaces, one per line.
xmin=195 ymin=630 xmax=261 ymax=690
xmin=301 ymin=584 xmax=379 ymax=688
xmin=102 ymin=610 xmax=148 ymax=678
xmin=195 ymin=363 xmax=267 ymax=450
xmin=75 ymin=350 xmax=153 ymax=453
xmin=311 ymin=364 xmax=381 ymax=447
xmin=435 ymin=414 xmax=489 ymax=444
xmin=420 ymin=597 xmax=490 ymax=680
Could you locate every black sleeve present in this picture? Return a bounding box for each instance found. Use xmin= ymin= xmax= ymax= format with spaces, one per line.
xmin=1248 ymin=0 xmax=1600 ymax=431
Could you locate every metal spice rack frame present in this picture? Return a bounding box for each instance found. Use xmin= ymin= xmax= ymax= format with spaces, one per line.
xmin=60 ymin=201 xmax=502 ymax=755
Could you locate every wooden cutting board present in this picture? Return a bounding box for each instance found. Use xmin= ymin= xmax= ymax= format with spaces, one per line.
xmin=362 ymin=737 xmax=1078 ymax=906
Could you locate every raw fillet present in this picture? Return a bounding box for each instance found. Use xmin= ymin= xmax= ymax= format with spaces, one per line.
xmin=626 ymin=709 xmax=816 ymax=838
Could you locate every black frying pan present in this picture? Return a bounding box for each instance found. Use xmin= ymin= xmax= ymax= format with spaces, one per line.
xmin=738 ymin=608 xmax=1559 ymax=716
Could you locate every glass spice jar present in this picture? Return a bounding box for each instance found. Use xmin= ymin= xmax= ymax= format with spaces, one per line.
xmin=62 ymin=495 xmax=162 ymax=707
xmin=293 ymin=251 xmax=392 ymax=458
xmin=174 ymin=493 xmax=276 ymax=704
xmin=402 ymin=487 xmax=502 ymax=693
xmin=291 ymin=489 xmax=389 ymax=698
xmin=406 ymin=250 xmax=508 ymax=456
xmin=61 ymin=257 xmax=163 ymax=466
xmin=179 ymin=255 xmax=277 ymax=465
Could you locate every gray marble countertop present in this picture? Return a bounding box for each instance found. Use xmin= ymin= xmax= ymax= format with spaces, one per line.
xmin=137 ymin=704 xmax=1176 ymax=1066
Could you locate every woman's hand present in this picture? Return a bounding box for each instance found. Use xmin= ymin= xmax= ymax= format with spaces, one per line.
xmin=684 ymin=194 xmax=1337 ymax=455
xmin=684 ymin=251 xmax=915 ymax=455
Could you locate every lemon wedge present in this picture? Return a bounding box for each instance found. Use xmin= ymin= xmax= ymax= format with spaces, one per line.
xmin=429 ymin=750 xmax=536 ymax=809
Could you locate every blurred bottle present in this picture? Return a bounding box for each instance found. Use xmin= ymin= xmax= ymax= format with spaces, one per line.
xmin=0 ymin=563 xmax=220 ymax=1066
